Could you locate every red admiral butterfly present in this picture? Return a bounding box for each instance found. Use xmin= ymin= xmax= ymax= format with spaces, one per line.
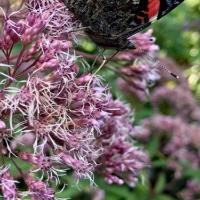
xmin=62 ymin=0 xmax=184 ymax=50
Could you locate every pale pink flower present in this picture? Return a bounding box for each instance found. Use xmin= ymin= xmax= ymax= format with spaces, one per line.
xmin=96 ymin=104 xmax=149 ymax=186
xmin=136 ymin=114 xmax=200 ymax=176
xmin=151 ymin=86 xmax=200 ymax=121
xmin=0 ymin=166 xmax=19 ymax=200
xmin=0 ymin=0 xmax=148 ymax=197
xmin=180 ymin=180 xmax=200 ymax=200
xmin=24 ymin=175 xmax=55 ymax=200
xmin=117 ymin=63 xmax=160 ymax=101
xmin=118 ymin=29 xmax=159 ymax=60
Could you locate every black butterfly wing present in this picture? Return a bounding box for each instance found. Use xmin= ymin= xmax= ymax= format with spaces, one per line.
xmin=62 ymin=0 xmax=184 ymax=49
xmin=118 ymin=0 xmax=184 ymax=39
xmin=158 ymin=0 xmax=185 ymax=19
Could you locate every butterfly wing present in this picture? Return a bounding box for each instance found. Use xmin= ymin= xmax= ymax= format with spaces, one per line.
xmin=118 ymin=0 xmax=184 ymax=39
xmin=132 ymin=0 xmax=184 ymax=26
xmin=62 ymin=0 xmax=184 ymax=49
xmin=157 ymin=0 xmax=185 ymax=19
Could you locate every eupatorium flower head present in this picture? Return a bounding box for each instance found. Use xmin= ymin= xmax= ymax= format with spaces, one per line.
xmin=0 ymin=0 xmax=148 ymax=198
xmin=117 ymin=62 xmax=160 ymax=101
xmin=135 ymin=114 xmax=200 ymax=176
xmin=118 ymin=29 xmax=159 ymax=60
xmin=25 ymin=175 xmax=55 ymax=200
xmin=0 ymin=166 xmax=19 ymax=200
xmin=151 ymin=86 xmax=200 ymax=121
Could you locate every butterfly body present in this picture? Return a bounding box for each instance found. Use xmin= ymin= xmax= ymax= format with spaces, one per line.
xmin=63 ymin=0 xmax=184 ymax=49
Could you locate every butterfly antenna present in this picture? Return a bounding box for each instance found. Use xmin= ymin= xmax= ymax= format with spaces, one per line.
xmin=68 ymin=26 xmax=91 ymax=33
xmin=158 ymin=64 xmax=179 ymax=79
xmin=139 ymin=37 xmax=180 ymax=79
xmin=91 ymin=48 xmax=105 ymax=68
xmin=106 ymin=50 xmax=120 ymax=63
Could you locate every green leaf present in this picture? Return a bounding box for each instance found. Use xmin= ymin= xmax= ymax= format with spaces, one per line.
xmin=154 ymin=194 xmax=176 ymax=200
xmin=155 ymin=174 xmax=166 ymax=194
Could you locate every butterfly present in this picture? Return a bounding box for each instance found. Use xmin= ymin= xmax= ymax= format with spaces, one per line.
xmin=62 ymin=0 xmax=184 ymax=50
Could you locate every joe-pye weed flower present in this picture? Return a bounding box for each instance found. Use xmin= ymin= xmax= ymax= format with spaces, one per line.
xmin=0 ymin=0 xmax=148 ymax=199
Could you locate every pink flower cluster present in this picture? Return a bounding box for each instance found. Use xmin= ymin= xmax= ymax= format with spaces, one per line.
xmin=117 ymin=62 xmax=160 ymax=101
xmin=136 ymin=115 xmax=200 ymax=173
xmin=118 ymin=29 xmax=159 ymax=60
xmin=151 ymin=86 xmax=200 ymax=121
xmin=134 ymin=83 xmax=200 ymax=199
xmin=180 ymin=180 xmax=200 ymax=200
xmin=96 ymin=106 xmax=148 ymax=186
xmin=117 ymin=29 xmax=160 ymax=101
xmin=0 ymin=0 xmax=148 ymax=198
xmin=0 ymin=166 xmax=19 ymax=200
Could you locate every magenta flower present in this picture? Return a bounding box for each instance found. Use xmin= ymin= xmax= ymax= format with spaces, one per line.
xmin=117 ymin=29 xmax=159 ymax=60
xmin=151 ymin=86 xmax=200 ymax=121
xmin=97 ymin=139 xmax=148 ymax=187
xmin=136 ymin=114 xmax=200 ymax=176
xmin=95 ymin=105 xmax=149 ymax=187
xmin=114 ymin=29 xmax=160 ymax=101
xmin=24 ymin=175 xmax=55 ymax=200
xmin=117 ymin=63 xmax=160 ymax=101
xmin=180 ymin=180 xmax=200 ymax=200
xmin=0 ymin=166 xmax=19 ymax=200
xmin=0 ymin=0 xmax=149 ymax=197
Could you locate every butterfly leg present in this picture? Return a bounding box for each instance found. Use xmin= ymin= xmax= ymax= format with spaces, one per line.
xmin=97 ymin=49 xmax=119 ymax=65
xmin=97 ymin=47 xmax=106 ymax=60
xmin=91 ymin=48 xmax=105 ymax=68
xmin=90 ymin=49 xmax=119 ymax=75
xmin=68 ymin=26 xmax=91 ymax=33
